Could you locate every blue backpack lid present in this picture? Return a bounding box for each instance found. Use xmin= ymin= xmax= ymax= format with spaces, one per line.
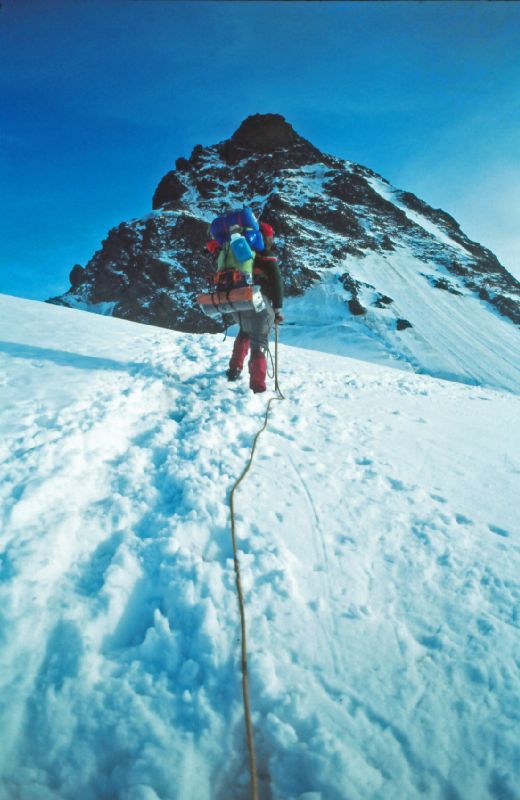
xmin=210 ymin=207 xmax=262 ymax=247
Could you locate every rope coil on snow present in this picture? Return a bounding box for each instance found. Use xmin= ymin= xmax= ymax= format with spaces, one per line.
xmin=228 ymin=324 xmax=284 ymax=800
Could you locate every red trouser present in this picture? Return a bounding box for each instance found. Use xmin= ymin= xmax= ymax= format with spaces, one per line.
xmin=248 ymin=350 xmax=267 ymax=393
xmin=229 ymin=300 xmax=274 ymax=393
xmin=229 ymin=333 xmax=250 ymax=371
xmin=229 ymin=334 xmax=267 ymax=393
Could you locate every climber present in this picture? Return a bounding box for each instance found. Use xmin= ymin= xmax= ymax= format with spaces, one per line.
xmin=227 ymin=222 xmax=284 ymax=393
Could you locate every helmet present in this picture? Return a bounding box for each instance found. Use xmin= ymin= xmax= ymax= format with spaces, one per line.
xmin=206 ymin=239 xmax=220 ymax=254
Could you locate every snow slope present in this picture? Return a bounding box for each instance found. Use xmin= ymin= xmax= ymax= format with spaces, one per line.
xmin=280 ymin=255 xmax=520 ymax=394
xmin=1 ymin=293 xmax=519 ymax=800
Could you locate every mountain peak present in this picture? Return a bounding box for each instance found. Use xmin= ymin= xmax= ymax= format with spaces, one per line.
xmin=230 ymin=113 xmax=302 ymax=152
xmin=49 ymin=115 xmax=520 ymax=377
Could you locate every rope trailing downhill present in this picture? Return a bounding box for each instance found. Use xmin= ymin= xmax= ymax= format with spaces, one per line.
xmin=228 ymin=323 xmax=284 ymax=800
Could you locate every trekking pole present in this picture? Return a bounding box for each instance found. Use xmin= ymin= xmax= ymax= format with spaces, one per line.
xmin=274 ymin=322 xmax=284 ymax=399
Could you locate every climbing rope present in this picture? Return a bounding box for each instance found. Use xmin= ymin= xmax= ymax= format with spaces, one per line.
xmin=228 ymin=323 xmax=284 ymax=800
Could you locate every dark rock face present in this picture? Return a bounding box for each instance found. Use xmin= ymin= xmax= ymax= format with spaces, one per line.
xmin=340 ymin=274 xmax=367 ymax=316
xmin=69 ymin=264 xmax=86 ymax=289
xmin=423 ymin=274 xmax=463 ymax=296
xmin=49 ymin=112 xmax=520 ymax=332
xmin=397 ymin=319 xmax=413 ymax=331
xmin=230 ymin=113 xmax=300 ymax=151
xmin=218 ymin=113 xmax=325 ymax=168
xmin=152 ymin=172 xmax=187 ymax=210
xmin=50 ymin=214 xmax=220 ymax=333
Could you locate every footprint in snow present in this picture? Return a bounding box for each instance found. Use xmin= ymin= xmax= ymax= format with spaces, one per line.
xmin=412 ymin=525 xmax=431 ymax=546
xmin=415 ymin=631 xmax=443 ymax=651
xmin=355 ymin=456 xmax=373 ymax=466
xmin=169 ymin=409 xmax=186 ymax=423
xmin=488 ymin=524 xmax=510 ymax=538
xmin=430 ymin=493 xmax=447 ymax=504
xmin=476 ymin=617 xmax=495 ymax=636
xmin=75 ymin=531 xmax=125 ymax=597
xmin=388 ymin=477 xmax=407 ymax=491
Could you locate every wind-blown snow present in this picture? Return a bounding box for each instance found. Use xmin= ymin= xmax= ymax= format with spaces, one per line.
xmin=1 ymin=293 xmax=519 ymax=800
xmin=365 ymin=176 xmax=467 ymax=252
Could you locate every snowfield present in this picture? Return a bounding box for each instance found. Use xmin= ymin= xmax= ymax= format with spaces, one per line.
xmin=0 ymin=293 xmax=519 ymax=800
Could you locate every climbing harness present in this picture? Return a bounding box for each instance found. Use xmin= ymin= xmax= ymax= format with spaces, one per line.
xmin=228 ymin=323 xmax=284 ymax=800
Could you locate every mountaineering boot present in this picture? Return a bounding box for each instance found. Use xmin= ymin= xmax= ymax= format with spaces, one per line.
xmin=249 ymin=350 xmax=267 ymax=393
xmin=227 ymin=334 xmax=250 ymax=381
xmin=226 ymin=366 xmax=242 ymax=381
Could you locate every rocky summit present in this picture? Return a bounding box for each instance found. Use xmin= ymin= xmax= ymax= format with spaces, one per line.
xmin=49 ymin=114 xmax=519 ymax=344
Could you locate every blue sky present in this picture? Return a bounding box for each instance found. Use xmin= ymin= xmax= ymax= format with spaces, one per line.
xmin=1 ymin=0 xmax=520 ymax=300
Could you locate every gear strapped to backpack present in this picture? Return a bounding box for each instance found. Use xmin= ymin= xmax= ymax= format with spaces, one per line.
xmin=197 ymin=207 xmax=267 ymax=319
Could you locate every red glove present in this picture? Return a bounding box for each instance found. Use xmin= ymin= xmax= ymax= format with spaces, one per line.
xmin=274 ymin=310 xmax=284 ymax=324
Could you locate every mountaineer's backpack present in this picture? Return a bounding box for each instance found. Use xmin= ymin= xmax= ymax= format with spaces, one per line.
xmin=210 ymin=207 xmax=265 ymax=253
xmin=213 ymin=207 xmax=264 ymax=275
xmin=197 ymin=208 xmax=267 ymax=318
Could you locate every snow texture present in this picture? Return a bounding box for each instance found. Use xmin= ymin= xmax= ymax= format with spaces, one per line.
xmin=0 ymin=292 xmax=519 ymax=800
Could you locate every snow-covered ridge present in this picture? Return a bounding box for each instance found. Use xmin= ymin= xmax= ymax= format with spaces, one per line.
xmin=365 ymin=175 xmax=469 ymax=252
xmin=1 ymin=293 xmax=519 ymax=799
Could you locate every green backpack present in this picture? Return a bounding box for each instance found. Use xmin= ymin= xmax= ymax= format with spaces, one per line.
xmin=216 ymin=241 xmax=254 ymax=277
